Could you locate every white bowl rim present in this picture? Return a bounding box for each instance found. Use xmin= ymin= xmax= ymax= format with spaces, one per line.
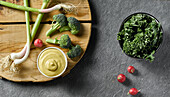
xmin=37 ymin=47 xmax=68 ymax=78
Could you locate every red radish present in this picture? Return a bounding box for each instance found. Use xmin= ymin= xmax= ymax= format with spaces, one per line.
xmin=128 ymin=88 xmax=139 ymax=95
xmin=34 ymin=39 xmax=43 ymax=47
xmin=117 ymin=74 xmax=126 ymax=83
xmin=127 ymin=66 xmax=135 ymax=73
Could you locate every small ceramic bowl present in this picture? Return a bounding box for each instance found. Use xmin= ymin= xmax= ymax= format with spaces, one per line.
xmin=118 ymin=12 xmax=163 ymax=59
xmin=37 ymin=47 xmax=68 ymax=78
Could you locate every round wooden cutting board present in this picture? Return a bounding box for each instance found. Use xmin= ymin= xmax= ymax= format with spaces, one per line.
xmin=0 ymin=0 xmax=91 ymax=82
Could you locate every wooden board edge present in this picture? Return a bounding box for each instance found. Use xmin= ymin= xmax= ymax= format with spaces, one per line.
xmin=86 ymin=0 xmax=92 ymax=21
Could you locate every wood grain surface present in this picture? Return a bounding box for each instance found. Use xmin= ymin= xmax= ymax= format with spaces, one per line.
xmin=0 ymin=0 xmax=91 ymax=22
xmin=0 ymin=23 xmax=91 ymax=82
xmin=0 ymin=0 xmax=91 ymax=82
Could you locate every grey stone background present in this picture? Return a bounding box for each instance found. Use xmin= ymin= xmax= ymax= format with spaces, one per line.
xmin=1 ymin=0 xmax=170 ymax=97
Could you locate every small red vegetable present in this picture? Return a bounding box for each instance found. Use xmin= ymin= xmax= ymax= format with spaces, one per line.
xmin=127 ymin=66 xmax=135 ymax=73
xmin=34 ymin=39 xmax=43 ymax=47
xmin=128 ymin=88 xmax=139 ymax=95
xmin=117 ymin=74 xmax=126 ymax=83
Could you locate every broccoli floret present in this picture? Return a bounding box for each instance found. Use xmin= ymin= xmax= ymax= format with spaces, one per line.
xmin=46 ymin=34 xmax=82 ymax=58
xmin=67 ymin=45 xmax=82 ymax=58
xmin=67 ymin=17 xmax=80 ymax=35
xmin=46 ymin=14 xmax=67 ymax=36
xmin=46 ymin=34 xmax=71 ymax=48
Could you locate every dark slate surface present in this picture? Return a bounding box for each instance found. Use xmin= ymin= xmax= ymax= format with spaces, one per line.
xmin=1 ymin=0 xmax=170 ymax=97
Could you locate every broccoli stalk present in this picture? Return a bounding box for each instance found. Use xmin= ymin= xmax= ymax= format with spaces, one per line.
xmin=67 ymin=17 xmax=80 ymax=34
xmin=46 ymin=14 xmax=67 ymax=36
xmin=46 ymin=34 xmax=71 ymax=48
xmin=67 ymin=45 xmax=82 ymax=58
xmin=59 ymin=26 xmax=71 ymax=32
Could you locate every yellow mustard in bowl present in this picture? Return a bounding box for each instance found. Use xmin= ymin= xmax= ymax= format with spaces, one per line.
xmin=37 ymin=47 xmax=67 ymax=78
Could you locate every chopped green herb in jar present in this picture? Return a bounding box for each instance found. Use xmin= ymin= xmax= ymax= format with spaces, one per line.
xmin=117 ymin=13 xmax=163 ymax=62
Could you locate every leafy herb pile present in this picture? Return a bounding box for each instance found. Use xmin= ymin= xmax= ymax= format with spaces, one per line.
xmin=117 ymin=14 xmax=163 ymax=62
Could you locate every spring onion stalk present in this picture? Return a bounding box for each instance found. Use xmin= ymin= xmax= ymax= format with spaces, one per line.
xmin=0 ymin=0 xmax=30 ymax=71
xmin=10 ymin=0 xmax=49 ymax=60
xmin=9 ymin=0 xmax=31 ymax=72
xmin=10 ymin=45 xmax=27 ymax=60
xmin=10 ymin=0 xmax=31 ymax=60
xmin=9 ymin=0 xmax=50 ymax=72
xmin=0 ymin=0 xmax=76 ymax=13
xmin=13 ymin=0 xmax=31 ymax=64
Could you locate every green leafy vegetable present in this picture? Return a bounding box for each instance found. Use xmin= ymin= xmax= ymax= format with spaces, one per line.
xmin=67 ymin=17 xmax=80 ymax=34
xmin=67 ymin=45 xmax=82 ymax=58
xmin=117 ymin=14 xmax=163 ymax=62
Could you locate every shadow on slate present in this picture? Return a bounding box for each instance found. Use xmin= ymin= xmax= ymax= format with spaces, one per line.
xmin=89 ymin=0 xmax=98 ymax=25
xmin=130 ymin=92 xmax=144 ymax=97
xmin=132 ymin=69 xmax=140 ymax=76
xmin=122 ymin=77 xmax=132 ymax=87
